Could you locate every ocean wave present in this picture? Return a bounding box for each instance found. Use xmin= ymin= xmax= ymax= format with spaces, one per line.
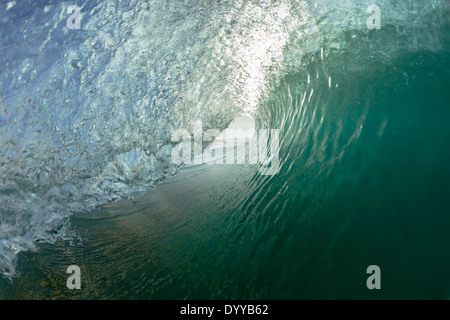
xmin=0 ymin=0 xmax=448 ymax=278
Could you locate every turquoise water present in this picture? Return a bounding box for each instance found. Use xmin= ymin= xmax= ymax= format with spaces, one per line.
xmin=1 ymin=0 xmax=450 ymax=299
